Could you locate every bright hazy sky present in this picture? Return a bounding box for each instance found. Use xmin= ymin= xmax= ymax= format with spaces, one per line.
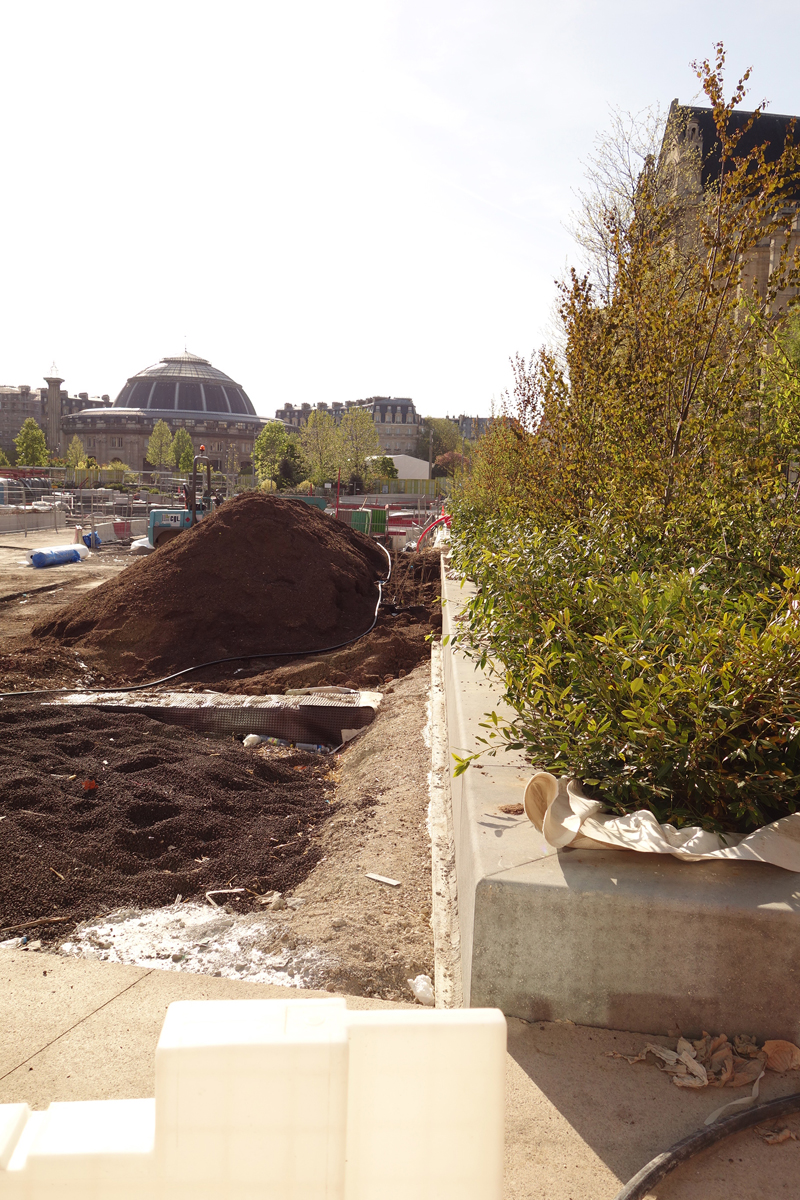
xmin=2 ymin=1 xmax=798 ymax=419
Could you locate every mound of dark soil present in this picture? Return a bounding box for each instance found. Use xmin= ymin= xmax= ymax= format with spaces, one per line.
xmin=32 ymin=493 xmax=388 ymax=682
xmin=185 ymin=547 xmax=445 ymax=694
xmin=0 ymin=704 xmax=331 ymax=935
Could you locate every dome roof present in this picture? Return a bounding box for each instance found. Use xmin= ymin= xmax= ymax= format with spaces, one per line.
xmin=113 ymin=351 xmax=257 ymax=417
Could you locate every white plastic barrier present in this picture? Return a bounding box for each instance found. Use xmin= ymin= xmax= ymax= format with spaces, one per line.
xmin=0 ymin=999 xmax=505 ymax=1199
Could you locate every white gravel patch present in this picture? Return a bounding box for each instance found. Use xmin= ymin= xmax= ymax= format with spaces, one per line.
xmin=58 ymin=900 xmax=329 ymax=987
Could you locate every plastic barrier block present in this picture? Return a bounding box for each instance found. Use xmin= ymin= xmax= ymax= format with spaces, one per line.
xmin=0 ymin=999 xmax=506 ymax=1200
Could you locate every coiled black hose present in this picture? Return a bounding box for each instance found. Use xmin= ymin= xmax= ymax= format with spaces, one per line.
xmin=614 ymin=1091 xmax=800 ymax=1200
xmin=0 ymin=543 xmax=392 ymax=700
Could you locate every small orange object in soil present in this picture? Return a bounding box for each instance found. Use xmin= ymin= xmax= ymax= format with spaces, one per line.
xmin=82 ymin=779 xmax=97 ymax=791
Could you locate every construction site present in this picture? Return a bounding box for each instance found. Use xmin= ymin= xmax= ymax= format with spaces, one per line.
xmin=2 ymin=473 xmax=800 ymax=1200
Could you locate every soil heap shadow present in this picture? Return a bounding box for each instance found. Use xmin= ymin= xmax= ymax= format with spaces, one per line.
xmin=32 ymin=493 xmax=388 ymax=682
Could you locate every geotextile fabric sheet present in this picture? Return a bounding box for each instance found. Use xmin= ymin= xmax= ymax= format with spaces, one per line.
xmin=47 ymin=689 xmax=382 ymax=746
xmin=523 ymin=770 xmax=800 ymax=873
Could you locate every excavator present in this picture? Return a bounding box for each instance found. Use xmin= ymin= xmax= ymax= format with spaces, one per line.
xmin=147 ymin=449 xmax=219 ymax=549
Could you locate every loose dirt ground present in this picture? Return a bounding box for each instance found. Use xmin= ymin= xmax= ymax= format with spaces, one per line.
xmin=0 ymin=534 xmax=438 ymax=1001
xmin=0 ymin=537 xmax=441 ymax=693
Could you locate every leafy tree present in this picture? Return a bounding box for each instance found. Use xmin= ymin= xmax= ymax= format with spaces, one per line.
xmin=369 ymin=454 xmax=399 ymax=480
xmin=337 ymin=407 xmax=381 ymax=491
xmin=252 ymin=422 xmax=287 ymax=483
xmin=417 ymin=416 xmax=459 ymax=464
xmin=66 ymin=435 xmax=86 ymax=467
xmin=464 ymin=47 xmax=800 ymax=532
xmin=450 ymin=46 xmax=800 ymax=835
xmin=275 ymin=434 xmax=307 ymax=490
xmin=299 ymin=410 xmax=338 ymax=485
xmin=434 ymin=450 xmax=469 ymax=477
xmin=224 ymin=443 xmax=240 ymax=475
xmin=14 ymin=418 xmax=49 ymax=466
xmin=0 ymin=446 xmax=10 ymax=467
xmin=171 ymin=427 xmax=195 ymax=472
xmin=146 ymin=419 xmax=175 ymax=468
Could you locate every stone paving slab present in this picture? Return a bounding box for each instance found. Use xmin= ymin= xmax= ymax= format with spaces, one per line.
xmin=2 ymin=950 xmax=799 ymax=1199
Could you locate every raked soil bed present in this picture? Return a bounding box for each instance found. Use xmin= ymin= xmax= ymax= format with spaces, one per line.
xmin=0 ymin=703 xmax=332 ymax=935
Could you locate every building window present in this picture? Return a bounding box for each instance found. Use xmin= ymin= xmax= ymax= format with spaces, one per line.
xmin=110 ymin=437 xmax=124 ymax=448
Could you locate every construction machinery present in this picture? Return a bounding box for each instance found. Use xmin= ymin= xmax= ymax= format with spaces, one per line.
xmin=147 ymin=450 xmax=216 ymax=548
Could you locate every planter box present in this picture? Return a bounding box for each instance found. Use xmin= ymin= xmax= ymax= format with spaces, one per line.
xmin=440 ymin=559 xmax=800 ymax=1040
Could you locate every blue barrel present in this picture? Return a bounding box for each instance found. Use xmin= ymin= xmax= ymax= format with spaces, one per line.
xmin=30 ymin=548 xmax=84 ymax=569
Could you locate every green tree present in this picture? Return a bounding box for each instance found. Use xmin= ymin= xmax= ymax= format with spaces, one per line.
xmin=449 ymin=46 xmax=800 ymax=835
xmin=417 ymin=416 xmax=459 ymax=464
xmin=336 ymin=407 xmax=381 ymax=491
xmin=65 ymin=435 xmax=86 ymax=467
xmin=275 ymin=434 xmax=307 ymax=489
xmin=299 ymin=410 xmax=338 ymax=485
xmin=146 ymin=419 xmax=175 ymax=468
xmin=463 ymin=48 xmax=800 ymax=530
xmin=434 ymin=450 xmax=469 ymax=477
xmin=14 ymin=417 xmax=49 ymax=466
xmin=370 ymin=454 xmax=399 ymax=480
xmin=252 ymin=422 xmax=287 ymax=484
xmin=0 ymin=446 xmax=10 ymax=467
xmin=171 ymin=427 xmax=195 ymax=472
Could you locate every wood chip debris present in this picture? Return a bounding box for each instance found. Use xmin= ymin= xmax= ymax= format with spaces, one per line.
xmin=205 ymin=888 xmax=246 ymax=907
xmin=0 ymin=916 xmax=70 ymax=936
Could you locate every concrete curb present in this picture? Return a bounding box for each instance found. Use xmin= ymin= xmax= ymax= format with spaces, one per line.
xmin=427 ymin=641 xmax=462 ymax=1008
xmin=440 ymin=556 xmax=800 ymax=1039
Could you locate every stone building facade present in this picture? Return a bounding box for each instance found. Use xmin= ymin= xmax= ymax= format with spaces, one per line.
xmin=274 ymin=396 xmax=420 ymax=457
xmin=0 ymin=383 xmax=107 ymax=462
xmin=0 ymin=385 xmax=45 ymax=461
xmin=454 ymin=414 xmax=493 ymax=440
xmin=59 ymin=352 xmax=276 ymax=471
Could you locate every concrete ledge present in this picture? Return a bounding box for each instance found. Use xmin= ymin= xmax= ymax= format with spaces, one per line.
xmin=441 ymin=560 xmax=800 ymax=1039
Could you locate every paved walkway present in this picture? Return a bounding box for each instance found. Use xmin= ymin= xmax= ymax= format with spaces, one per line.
xmin=2 ymin=949 xmax=798 ymax=1198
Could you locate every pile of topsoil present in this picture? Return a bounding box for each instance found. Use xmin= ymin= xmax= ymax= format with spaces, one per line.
xmin=0 ymin=704 xmax=331 ymax=936
xmin=32 ymin=493 xmax=388 ymax=682
xmin=201 ymin=546 xmax=445 ymax=695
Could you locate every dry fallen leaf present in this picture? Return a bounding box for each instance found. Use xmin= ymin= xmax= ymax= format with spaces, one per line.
xmin=763 ymin=1040 xmax=800 ymax=1073
xmin=728 ymin=1054 xmax=766 ymax=1088
xmin=763 ymin=1128 xmax=797 ymax=1145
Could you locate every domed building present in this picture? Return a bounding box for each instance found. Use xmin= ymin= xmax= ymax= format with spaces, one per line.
xmin=59 ymin=352 xmax=277 ymax=471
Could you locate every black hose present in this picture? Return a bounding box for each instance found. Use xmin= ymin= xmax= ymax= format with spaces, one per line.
xmin=614 ymin=1091 xmax=800 ymax=1200
xmin=0 ymin=544 xmax=393 ymax=700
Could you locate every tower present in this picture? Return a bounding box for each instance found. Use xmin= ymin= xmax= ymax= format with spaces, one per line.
xmin=44 ymin=370 xmax=64 ymax=457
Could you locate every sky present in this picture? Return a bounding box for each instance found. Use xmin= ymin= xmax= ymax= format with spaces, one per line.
xmin=1 ymin=0 xmax=799 ymax=420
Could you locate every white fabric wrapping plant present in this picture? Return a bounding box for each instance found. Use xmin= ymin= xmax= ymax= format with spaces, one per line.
xmin=522 ymin=771 xmax=800 ymax=872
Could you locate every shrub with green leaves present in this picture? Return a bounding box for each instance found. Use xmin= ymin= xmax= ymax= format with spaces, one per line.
xmin=449 ymin=511 xmax=800 ymax=834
